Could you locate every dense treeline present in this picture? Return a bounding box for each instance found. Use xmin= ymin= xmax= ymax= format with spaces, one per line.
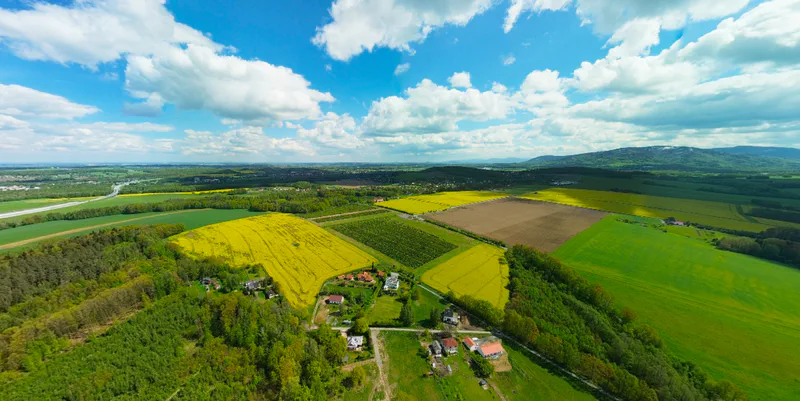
xmin=0 ymin=288 xmax=353 ymax=400
xmin=451 ymin=245 xmax=747 ymax=401
xmin=745 ymin=207 xmax=800 ymax=223
xmin=502 ymin=246 xmax=747 ymax=401
xmin=0 ymin=224 xmax=184 ymax=312
xmin=716 ymin=228 xmax=800 ymax=268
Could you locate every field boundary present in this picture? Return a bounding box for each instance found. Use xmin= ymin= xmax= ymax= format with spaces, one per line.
xmin=0 ymin=209 xmax=207 ymax=251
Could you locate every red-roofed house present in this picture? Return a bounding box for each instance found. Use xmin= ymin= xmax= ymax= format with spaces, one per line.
xmin=345 ymin=274 xmax=354 ymax=281
xmin=326 ymin=295 xmax=344 ymax=305
xmin=358 ymin=272 xmax=375 ymax=283
xmin=478 ymin=342 xmax=505 ymax=359
xmin=463 ymin=337 xmax=478 ymax=352
xmin=441 ymin=337 xmax=458 ymax=355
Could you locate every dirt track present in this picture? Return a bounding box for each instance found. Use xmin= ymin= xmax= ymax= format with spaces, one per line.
xmin=426 ymin=197 xmax=606 ymax=252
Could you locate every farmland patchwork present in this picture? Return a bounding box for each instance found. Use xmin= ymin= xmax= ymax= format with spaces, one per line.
xmin=171 ymin=213 xmax=376 ymax=307
xmin=377 ymin=191 xmax=507 ymax=214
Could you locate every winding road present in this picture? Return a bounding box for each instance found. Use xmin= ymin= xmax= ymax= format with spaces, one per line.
xmin=0 ymin=182 xmax=133 ymax=220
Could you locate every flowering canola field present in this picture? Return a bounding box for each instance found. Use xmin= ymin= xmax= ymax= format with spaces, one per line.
xmin=171 ymin=213 xmax=376 ymax=307
xmin=522 ymin=188 xmax=769 ymax=232
xmin=377 ymin=191 xmax=507 ymax=214
xmin=421 ymin=244 xmax=509 ymax=308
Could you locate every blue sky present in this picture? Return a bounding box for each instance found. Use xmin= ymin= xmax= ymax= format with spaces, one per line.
xmin=0 ymin=0 xmax=797 ymax=163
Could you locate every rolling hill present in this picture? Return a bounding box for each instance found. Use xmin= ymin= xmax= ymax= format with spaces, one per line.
xmin=525 ymin=146 xmax=800 ymax=171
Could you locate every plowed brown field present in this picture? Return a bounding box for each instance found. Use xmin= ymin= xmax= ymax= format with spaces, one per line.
xmin=426 ymin=197 xmax=606 ymax=252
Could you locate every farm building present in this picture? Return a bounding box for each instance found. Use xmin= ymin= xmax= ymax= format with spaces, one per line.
xmin=430 ymin=340 xmax=443 ymax=357
xmin=358 ymin=271 xmax=375 ymax=283
xmin=463 ymin=337 xmax=478 ymax=352
xmin=200 ymin=278 xmax=220 ymax=290
xmin=347 ymin=336 xmax=364 ymax=351
xmin=266 ymin=289 xmax=279 ymax=299
xmin=326 ymin=295 xmax=345 ymax=305
xmin=243 ymin=278 xmax=264 ymax=292
xmin=441 ymin=337 xmax=458 ymax=355
xmin=442 ymin=309 xmax=459 ymax=325
xmin=478 ymin=342 xmax=505 ymax=359
xmin=383 ymin=273 xmax=400 ymax=291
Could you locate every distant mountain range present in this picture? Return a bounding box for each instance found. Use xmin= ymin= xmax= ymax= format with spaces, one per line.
xmin=524 ymin=146 xmax=800 ymax=171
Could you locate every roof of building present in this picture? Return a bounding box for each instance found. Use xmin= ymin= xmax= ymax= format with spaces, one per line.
xmin=328 ymin=295 xmax=344 ymax=302
xmin=348 ymin=336 xmax=364 ymax=347
xmin=463 ymin=337 xmax=476 ymax=347
xmin=441 ymin=337 xmax=458 ymax=349
xmin=480 ymin=342 xmax=505 ymax=356
xmin=430 ymin=341 xmax=443 ymax=352
xmin=443 ymin=309 xmax=458 ymax=318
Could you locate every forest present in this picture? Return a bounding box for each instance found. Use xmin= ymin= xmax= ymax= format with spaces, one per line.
xmin=0 ymin=223 xmax=361 ymax=400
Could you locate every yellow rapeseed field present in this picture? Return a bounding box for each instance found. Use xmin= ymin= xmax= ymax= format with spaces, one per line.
xmin=522 ymin=188 xmax=771 ymax=232
xmin=171 ymin=213 xmax=376 ymax=307
xmin=422 ymin=244 xmax=509 ymax=308
xmin=377 ymin=191 xmax=507 ymax=214
xmin=120 ymin=188 xmax=244 ymax=197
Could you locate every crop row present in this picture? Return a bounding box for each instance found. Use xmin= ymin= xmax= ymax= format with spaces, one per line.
xmin=332 ymin=217 xmax=456 ymax=268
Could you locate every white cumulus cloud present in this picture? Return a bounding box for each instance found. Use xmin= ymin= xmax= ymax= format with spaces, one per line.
xmin=312 ymin=0 xmax=493 ymax=61
xmin=0 ymin=84 xmax=99 ymax=119
xmin=395 ymin=63 xmax=411 ymax=75
xmin=448 ymin=72 xmax=472 ymax=88
xmin=125 ymin=45 xmax=335 ymax=121
xmin=0 ymin=0 xmax=223 ymax=69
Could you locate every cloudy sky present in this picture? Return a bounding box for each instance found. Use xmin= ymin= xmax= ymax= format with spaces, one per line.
xmin=0 ymin=0 xmax=797 ymax=163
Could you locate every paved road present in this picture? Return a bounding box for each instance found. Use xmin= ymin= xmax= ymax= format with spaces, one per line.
xmin=331 ymin=327 xmax=491 ymax=335
xmin=0 ymin=182 xmax=133 ymax=220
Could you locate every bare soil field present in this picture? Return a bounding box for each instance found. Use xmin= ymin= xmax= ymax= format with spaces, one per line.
xmin=426 ymin=197 xmax=606 ymax=252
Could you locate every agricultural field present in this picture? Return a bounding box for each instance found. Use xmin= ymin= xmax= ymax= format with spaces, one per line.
xmin=422 ymin=244 xmax=509 ymax=308
xmin=0 ymin=197 xmax=93 ymax=214
xmin=522 ymin=188 xmax=773 ymax=232
xmin=171 ymin=213 xmax=376 ymax=307
xmin=0 ymin=209 xmax=263 ymax=252
xmin=427 ymin=197 xmax=606 ymax=252
xmin=554 ymin=216 xmax=800 ymax=401
xmin=377 ymin=191 xmax=507 ymax=214
xmin=330 ymin=215 xmax=457 ymax=268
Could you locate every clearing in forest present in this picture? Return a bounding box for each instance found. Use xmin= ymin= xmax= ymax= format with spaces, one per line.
xmin=171 ymin=213 xmax=376 ymax=307
xmin=377 ymin=191 xmax=507 ymax=214
xmin=427 ymin=197 xmax=606 ymax=252
xmin=554 ymin=216 xmax=800 ymax=401
xmin=522 ymin=188 xmax=770 ymax=232
xmin=422 ymin=244 xmax=509 ymax=308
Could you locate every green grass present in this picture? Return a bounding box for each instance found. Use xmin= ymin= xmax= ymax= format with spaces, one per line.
xmin=411 ymin=287 xmax=450 ymax=327
xmin=523 ymin=187 xmax=771 ymax=231
xmin=341 ymin=362 xmax=379 ymax=401
xmin=554 ymin=216 xmax=800 ymax=401
xmin=0 ymin=209 xmax=264 ymax=251
xmin=367 ymin=295 xmax=403 ymax=325
xmin=495 ymin=344 xmax=597 ymax=401
xmin=382 ymin=331 xmax=595 ymax=401
xmin=1 ymin=194 xmax=214 ymax=224
xmin=0 ymin=197 xmax=92 ymax=214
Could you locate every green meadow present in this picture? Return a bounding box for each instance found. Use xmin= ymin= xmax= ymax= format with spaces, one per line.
xmin=554 ymin=216 xmax=800 ymax=401
xmin=382 ymin=331 xmax=595 ymax=401
xmin=0 ymin=209 xmax=263 ymax=251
